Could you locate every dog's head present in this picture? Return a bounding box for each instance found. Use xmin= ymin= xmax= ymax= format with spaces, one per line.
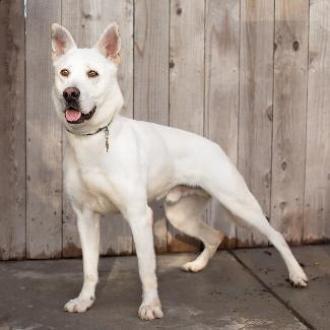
xmin=51 ymin=23 xmax=124 ymax=133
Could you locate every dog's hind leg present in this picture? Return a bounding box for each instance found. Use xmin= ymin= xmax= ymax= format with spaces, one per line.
xmin=200 ymin=155 xmax=308 ymax=287
xmin=219 ymin=193 xmax=307 ymax=287
xmin=164 ymin=186 xmax=224 ymax=272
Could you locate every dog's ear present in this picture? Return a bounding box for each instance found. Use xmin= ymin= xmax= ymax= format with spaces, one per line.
xmin=51 ymin=23 xmax=77 ymax=61
xmin=94 ymin=23 xmax=121 ymax=64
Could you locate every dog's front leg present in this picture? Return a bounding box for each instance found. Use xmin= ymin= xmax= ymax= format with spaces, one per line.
xmin=64 ymin=207 xmax=100 ymax=313
xmin=126 ymin=206 xmax=163 ymax=320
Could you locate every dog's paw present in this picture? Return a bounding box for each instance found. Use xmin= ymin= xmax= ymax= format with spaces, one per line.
xmin=288 ymin=270 xmax=308 ymax=288
xmin=181 ymin=260 xmax=206 ymax=273
xmin=138 ymin=301 xmax=164 ymax=321
xmin=64 ymin=296 xmax=94 ymax=313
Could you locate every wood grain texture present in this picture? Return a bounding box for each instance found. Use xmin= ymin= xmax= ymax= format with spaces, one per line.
xmin=0 ymin=0 xmax=25 ymax=260
xmin=134 ymin=0 xmax=169 ymax=253
xmin=237 ymin=0 xmax=274 ymax=247
xmin=3 ymin=0 xmax=330 ymax=259
xmin=62 ymin=0 xmax=134 ymax=256
xmin=168 ymin=0 xmax=204 ymax=252
xmin=271 ymin=0 xmax=309 ymax=245
xmin=205 ymin=0 xmax=240 ymax=249
xmin=304 ymin=0 xmax=330 ymax=243
xmin=26 ymin=0 xmax=62 ymax=259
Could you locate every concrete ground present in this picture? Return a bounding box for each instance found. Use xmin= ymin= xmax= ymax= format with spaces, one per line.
xmin=0 ymin=245 xmax=329 ymax=330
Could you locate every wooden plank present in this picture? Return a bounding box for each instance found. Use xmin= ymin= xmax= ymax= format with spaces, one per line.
xmin=61 ymin=0 xmax=134 ymax=256
xmin=271 ymin=0 xmax=309 ymax=245
xmin=237 ymin=0 xmax=274 ymax=247
xmin=26 ymin=0 xmax=62 ymax=259
xmin=205 ymin=0 xmax=240 ymax=249
xmin=168 ymin=0 xmax=204 ymax=252
xmin=0 ymin=0 xmax=25 ymax=260
xmin=134 ymin=0 xmax=169 ymax=253
xmin=304 ymin=0 xmax=330 ymax=243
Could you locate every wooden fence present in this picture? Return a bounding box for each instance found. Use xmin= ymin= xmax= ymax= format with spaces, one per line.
xmin=1 ymin=0 xmax=330 ymax=260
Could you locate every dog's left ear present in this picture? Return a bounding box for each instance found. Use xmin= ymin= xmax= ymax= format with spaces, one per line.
xmin=51 ymin=23 xmax=77 ymax=61
xmin=94 ymin=23 xmax=121 ymax=64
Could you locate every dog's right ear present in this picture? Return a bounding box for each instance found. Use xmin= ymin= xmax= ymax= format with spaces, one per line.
xmin=94 ymin=23 xmax=121 ymax=64
xmin=51 ymin=23 xmax=77 ymax=61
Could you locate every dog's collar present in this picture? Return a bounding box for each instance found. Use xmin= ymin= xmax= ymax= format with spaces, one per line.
xmin=65 ymin=118 xmax=113 ymax=152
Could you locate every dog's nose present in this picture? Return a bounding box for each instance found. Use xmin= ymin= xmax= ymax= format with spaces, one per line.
xmin=63 ymin=87 xmax=80 ymax=102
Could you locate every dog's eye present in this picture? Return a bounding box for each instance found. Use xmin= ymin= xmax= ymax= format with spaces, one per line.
xmin=60 ymin=69 xmax=70 ymax=77
xmin=87 ymin=70 xmax=99 ymax=78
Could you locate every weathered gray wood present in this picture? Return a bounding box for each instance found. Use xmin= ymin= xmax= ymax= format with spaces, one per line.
xmin=134 ymin=0 xmax=169 ymax=253
xmin=304 ymin=0 xmax=330 ymax=243
xmin=237 ymin=0 xmax=274 ymax=247
xmin=26 ymin=0 xmax=63 ymax=259
xmin=2 ymin=0 xmax=330 ymax=259
xmin=0 ymin=0 xmax=25 ymax=260
xmin=205 ymin=0 xmax=240 ymax=249
xmin=61 ymin=0 xmax=134 ymax=256
xmin=168 ymin=0 xmax=204 ymax=252
xmin=271 ymin=0 xmax=309 ymax=245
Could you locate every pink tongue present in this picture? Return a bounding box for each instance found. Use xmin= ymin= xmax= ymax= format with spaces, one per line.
xmin=65 ymin=109 xmax=81 ymax=122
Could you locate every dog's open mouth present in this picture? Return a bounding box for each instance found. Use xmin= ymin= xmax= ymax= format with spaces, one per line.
xmin=65 ymin=107 xmax=96 ymax=124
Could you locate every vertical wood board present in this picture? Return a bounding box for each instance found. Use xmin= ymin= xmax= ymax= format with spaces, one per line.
xmin=168 ymin=0 xmax=205 ymax=252
xmin=0 ymin=0 xmax=26 ymax=260
xmin=134 ymin=0 xmax=170 ymax=253
xmin=61 ymin=0 xmax=134 ymax=256
xmin=237 ymin=0 xmax=274 ymax=247
xmin=304 ymin=0 xmax=330 ymax=242
xmin=205 ymin=0 xmax=240 ymax=249
xmin=271 ymin=0 xmax=309 ymax=244
xmin=26 ymin=0 xmax=63 ymax=259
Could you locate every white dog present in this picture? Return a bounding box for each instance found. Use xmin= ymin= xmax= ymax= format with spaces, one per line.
xmin=51 ymin=22 xmax=308 ymax=321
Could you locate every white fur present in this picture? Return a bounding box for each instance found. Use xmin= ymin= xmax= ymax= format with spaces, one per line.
xmin=51 ymin=23 xmax=308 ymax=321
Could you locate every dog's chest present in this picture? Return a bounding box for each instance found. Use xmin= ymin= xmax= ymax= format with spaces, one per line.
xmin=83 ymin=169 xmax=117 ymax=210
xmin=65 ymin=144 xmax=119 ymax=214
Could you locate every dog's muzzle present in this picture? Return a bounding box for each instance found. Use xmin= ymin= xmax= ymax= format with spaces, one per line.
xmin=62 ymin=87 xmax=96 ymax=124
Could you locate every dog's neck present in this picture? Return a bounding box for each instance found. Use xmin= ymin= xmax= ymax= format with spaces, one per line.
xmin=66 ymin=108 xmax=119 ymax=154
